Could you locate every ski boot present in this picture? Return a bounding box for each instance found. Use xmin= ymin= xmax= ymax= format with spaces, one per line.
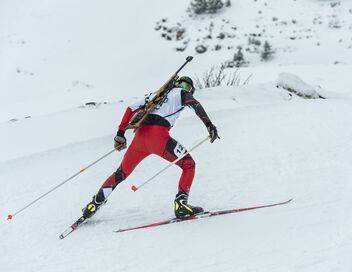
xmin=82 ymin=195 xmax=107 ymax=219
xmin=174 ymin=192 xmax=204 ymax=219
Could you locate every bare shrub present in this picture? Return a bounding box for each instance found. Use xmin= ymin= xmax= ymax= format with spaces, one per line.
xmin=194 ymin=65 xmax=252 ymax=89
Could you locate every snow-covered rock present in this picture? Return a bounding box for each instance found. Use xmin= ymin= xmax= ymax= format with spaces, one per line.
xmin=276 ymin=72 xmax=322 ymax=99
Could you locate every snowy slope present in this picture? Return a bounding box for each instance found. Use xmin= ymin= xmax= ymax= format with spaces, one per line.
xmin=1 ymin=0 xmax=352 ymax=271
xmin=0 ymin=0 xmax=191 ymax=120
xmin=1 ymin=0 xmax=352 ymax=121
xmin=1 ymin=84 xmax=352 ymax=271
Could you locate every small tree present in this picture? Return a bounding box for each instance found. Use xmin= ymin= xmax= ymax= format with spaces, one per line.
xmin=207 ymin=0 xmax=224 ymax=13
xmin=190 ymin=0 xmax=225 ymax=15
xmin=190 ymin=0 xmax=207 ymax=14
xmin=261 ymin=41 xmax=275 ymax=61
xmin=233 ymin=46 xmax=247 ymax=67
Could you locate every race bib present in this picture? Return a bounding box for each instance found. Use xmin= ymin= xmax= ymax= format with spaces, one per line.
xmin=174 ymin=143 xmax=187 ymax=158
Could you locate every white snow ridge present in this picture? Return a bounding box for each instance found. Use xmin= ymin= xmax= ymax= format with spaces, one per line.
xmin=1 ymin=0 xmax=352 ymax=272
xmin=276 ymin=72 xmax=322 ymax=99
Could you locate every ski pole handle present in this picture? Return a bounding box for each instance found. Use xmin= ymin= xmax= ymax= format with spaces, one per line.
xmin=7 ymin=149 xmax=116 ymax=220
xmin=131 ymin=136 xmax=209 ymax=192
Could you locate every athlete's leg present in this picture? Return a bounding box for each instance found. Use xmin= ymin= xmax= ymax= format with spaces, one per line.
xmin=95 ymin=136 xmax=149 ymax=202
xmin=158 ymin=137 xmax=203 ymax=218
xmin=159 ymin=137 xmax=196 ymax=193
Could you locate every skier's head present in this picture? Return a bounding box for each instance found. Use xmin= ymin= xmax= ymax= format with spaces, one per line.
xmin=175 ymin=76 xmax=195 ymax=94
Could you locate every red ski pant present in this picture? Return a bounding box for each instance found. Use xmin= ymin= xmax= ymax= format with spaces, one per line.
xmin=97 ymin=126 xmax=195 ymax=201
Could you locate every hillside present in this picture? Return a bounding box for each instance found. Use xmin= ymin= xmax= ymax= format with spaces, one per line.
xmin=1 ymin=1 xmax=352 ymax=271
xmin=1 ymin=0 xmax=351 ymax=121
xmin=1 ymin=84 xmax=352 ymax=271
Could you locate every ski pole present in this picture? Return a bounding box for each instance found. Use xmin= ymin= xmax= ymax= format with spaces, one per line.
xmin=131 ymin=136 xmax=209 ymax=192
xmin=7 ymin=149 xmax=116 ymax=220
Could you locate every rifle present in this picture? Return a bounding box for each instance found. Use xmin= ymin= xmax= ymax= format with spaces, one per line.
xmin=126 ymin=56 xmax=193 ymax=131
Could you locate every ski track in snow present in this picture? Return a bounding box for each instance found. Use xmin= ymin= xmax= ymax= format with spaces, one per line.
xmin=1 ymin=87 xmax=352 ymax=271
xmin=1 ymin=0 xmax=352 ymax=271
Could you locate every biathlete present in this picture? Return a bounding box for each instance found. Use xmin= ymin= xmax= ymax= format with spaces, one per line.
xmin=82 ymin=76 xmax=219 ymax=219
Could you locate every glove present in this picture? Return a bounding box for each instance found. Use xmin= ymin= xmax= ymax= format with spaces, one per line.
xmin=206 ymin=123 xmax=220 ymax=143
xmin=114 ymin=130 xmax=127 ymax=151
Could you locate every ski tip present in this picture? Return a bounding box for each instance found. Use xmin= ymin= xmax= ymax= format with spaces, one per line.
xmin=131 ymin=185 xmax=138 ymax=192
xmin=7 ymin=214 xmax=13 ymax=221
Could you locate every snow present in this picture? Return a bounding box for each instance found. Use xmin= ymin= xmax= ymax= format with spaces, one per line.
xmin=276 ymin=72 xmax=321 ymax=98
xmin=1 ymin=0 xmax=352 ymax=271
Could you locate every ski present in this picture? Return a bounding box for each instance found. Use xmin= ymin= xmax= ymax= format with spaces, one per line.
xmin=59 ymin=216 xmax=87 ymax=239
xmin=59 ymin=200 xmax=108 ymax=239
xmin=114 ymin=198 xmax=293 ymax=233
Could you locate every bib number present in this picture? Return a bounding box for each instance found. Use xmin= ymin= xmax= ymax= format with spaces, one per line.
xmin=174 ymin=143 xmax=187 ymax=158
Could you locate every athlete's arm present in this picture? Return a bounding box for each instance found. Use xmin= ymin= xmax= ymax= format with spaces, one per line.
xmin=114 ymin=98 xmax=145 ymax=150
xmin=181 ymin=90 xmax=212 ymax=126
xmin=181 ymin=90 xmax=220 ymax=143
xmin=118 ymin=107 xmax=136 ymax=131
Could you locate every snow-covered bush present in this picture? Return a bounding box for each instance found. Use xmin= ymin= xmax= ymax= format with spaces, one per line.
xmin=207 ymin=0 xmax=224 ymax=13
xmin=190 ymin=0 xmax=206 ymax=14
xmin=155 ymin=19 xmax=186 ymax=42
xmin=330 ymin=1 xmax=341 ymax=8
xmin=190 ymin=0 xmax=226 ymax=15
xmin=195 ymin=44 xmax=207 ymax=53
xmin=328 ymin=18 xmax=341 ymax=29
xmin=247 ymin=35 xmax=262 ymax=53
xmin=276 ymin=72 xmax=324 ymax=99
xmin=248 ymin=36 xmax=261 ymax=47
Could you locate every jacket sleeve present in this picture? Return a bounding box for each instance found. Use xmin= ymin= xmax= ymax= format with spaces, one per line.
xmin=118 ymin=107 xmax=136 ymax=131
xmin=181 ymin=90 xmax=212 ymax=126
